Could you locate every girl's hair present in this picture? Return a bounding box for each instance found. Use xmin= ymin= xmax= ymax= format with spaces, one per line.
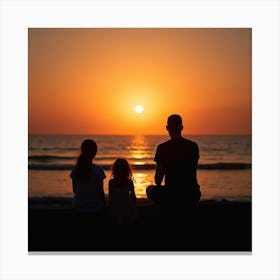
xmin=111 ymin=158 xmax=132 ymax=181
xmin=75 ymin=139 xmax=97 ymax=180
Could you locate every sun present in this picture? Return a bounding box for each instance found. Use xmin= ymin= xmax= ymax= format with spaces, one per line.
xmin=135 ymin=105 xmax=144 ymax=114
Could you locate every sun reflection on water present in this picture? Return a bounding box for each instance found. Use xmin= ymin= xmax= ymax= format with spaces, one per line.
xmin=126 ymin=135 xmax=155 ymax=198
xmin=132 ymin=172 xmax=153 ymax=198
xmin=127 ymin=135 xmax=152 ymax=163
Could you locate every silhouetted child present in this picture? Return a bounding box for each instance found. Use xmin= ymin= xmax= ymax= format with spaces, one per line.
xmin=70 ymin=139 xmax=106 ymax=213
xmin=108 ymin=158 xmax=137 ymax=224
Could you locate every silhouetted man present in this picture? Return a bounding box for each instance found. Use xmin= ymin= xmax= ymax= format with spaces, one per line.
xmin=146 ymin=114 xmax=201 ymax=210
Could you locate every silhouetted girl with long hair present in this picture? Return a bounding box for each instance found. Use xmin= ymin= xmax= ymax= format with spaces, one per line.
xmin=70 ymin=139 xmax=106 ymax=213
xmin=108 ymin=158 xmax=137 ymax=224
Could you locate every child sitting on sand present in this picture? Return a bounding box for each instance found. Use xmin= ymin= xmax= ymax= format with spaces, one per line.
xmin=70 ymin=139 xmax=106 ymax=213
xmin=108 ymin=158 xmax=138 ymax=224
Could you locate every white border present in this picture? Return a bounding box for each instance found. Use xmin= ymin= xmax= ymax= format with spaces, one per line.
xmin=1 ymin=0 xmax=279 ymax=279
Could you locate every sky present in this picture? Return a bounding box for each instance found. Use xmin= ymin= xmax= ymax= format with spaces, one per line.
xmin=28 ymin=28 xmax=251 ymax=135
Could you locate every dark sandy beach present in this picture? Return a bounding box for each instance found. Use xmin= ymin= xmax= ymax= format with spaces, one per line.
xmin=28 ymin=198 xmax=251 ymax=252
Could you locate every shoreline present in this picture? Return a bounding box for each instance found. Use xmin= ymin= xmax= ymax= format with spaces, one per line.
xmin=28 ymin=196 xmax=251 ymax=209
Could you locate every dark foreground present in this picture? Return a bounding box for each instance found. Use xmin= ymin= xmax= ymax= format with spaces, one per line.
xmin=28 ymin=199 xmax=251 ymax=252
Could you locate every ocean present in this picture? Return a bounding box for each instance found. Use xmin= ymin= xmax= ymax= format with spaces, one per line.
xmin=28 ymin=135 xmax=251 ymax=204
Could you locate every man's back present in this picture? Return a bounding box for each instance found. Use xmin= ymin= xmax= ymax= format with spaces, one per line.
xmin=146 ymin=114 xmax=201 ymax=206
xmin=155 ymin=137 xmax=199 ymax=195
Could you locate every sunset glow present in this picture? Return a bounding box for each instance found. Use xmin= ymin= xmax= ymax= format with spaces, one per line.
xmin=135 ymin=105 xmax=144 ymax=114
xmin=28 ymin=28 xmax=251 ymax=135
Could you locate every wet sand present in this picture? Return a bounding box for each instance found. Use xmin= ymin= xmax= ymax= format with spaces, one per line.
xmin=28 ymin=199 xmax=251 ymax=252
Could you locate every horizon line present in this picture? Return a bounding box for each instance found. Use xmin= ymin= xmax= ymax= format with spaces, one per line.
xmin=28 ymin=133 xmax=252 ymax=136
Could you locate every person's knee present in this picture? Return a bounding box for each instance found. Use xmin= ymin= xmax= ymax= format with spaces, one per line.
xmin=146 ymin=185 xmax=167 ymax=205
xmin=146 ymin=185 xmax=156 ymax=199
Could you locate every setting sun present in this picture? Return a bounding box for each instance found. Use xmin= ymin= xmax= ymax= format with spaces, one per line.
xmin=135 ymin=105 xmax=144 ymax=114
xmin=28 ymin=28 xmax=251 ymax=135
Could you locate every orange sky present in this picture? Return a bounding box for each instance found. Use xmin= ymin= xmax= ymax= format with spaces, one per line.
xmin=28 ymin=28 xmax=251 ymax=135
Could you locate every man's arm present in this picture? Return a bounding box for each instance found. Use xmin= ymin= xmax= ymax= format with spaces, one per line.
xmin=155 ymin=162 xmax=165 ymax=186
xmin=70 ymin=171 xmax=76 ymax=193
xmin=72 ymin=181 xmax=76 ymax=193
xmin=108 ymin=180 xmax=113 ymax=200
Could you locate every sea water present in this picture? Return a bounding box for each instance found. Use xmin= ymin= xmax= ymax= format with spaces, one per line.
xmin=28 ymin=135 xmax=251 ymax=203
